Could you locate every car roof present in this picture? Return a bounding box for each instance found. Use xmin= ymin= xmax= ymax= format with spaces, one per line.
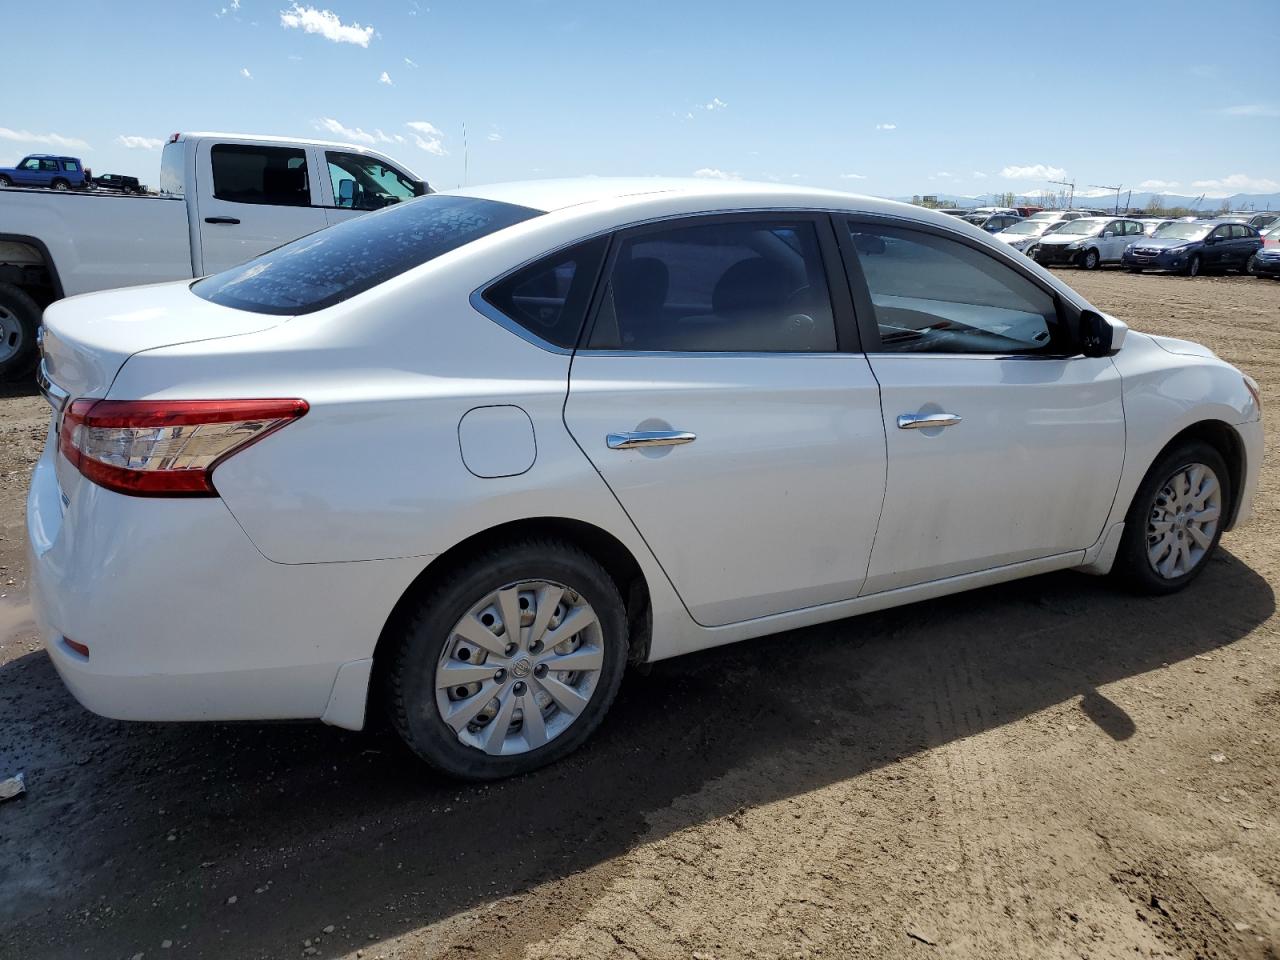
xmin=448 ymin=177 xmax=888 ymax=215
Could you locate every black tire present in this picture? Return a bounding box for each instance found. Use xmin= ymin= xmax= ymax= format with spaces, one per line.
xmin=51 ymin=179 xmax=69 ymax=191
xmin=1112 ymin=440 xmax=1232 ymax=595
xmin=0 ymin=175 xmax=10 ymax=188
xmin=385 ymin=539 xmax=629 ymax=780
xmin=1246 ymin=255 xmax=1259 ymax=277
xmin=0 ymin=282 xmax=42 ymax=381
xmin=1185 ymin=254 xmax=1201 ymax=277
xmin=1081 ymin=248 xmax=1100 ymax=270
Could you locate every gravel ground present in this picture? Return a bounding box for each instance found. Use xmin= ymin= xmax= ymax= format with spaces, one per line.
xmin=0 ymin=270 xmax=1277 ymax=960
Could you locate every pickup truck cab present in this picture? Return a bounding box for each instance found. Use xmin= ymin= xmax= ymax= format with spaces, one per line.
xmin=0 ymin=155 xmax=87 ymax=191
xmin=0 ymin=132 xmax=426 ymax=377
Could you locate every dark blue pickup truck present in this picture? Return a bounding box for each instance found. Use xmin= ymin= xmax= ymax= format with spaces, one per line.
xmin=0 ymin=154 xmax=87 ymax=190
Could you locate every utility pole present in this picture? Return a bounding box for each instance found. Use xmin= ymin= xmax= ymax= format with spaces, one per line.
xmin=462 ymin=122 xmax=469 ymax=187
xmin=1089 ymin=183 xmax=1123 ymax=215
xmin=1049 ymin=178 xmax=1075 ymax=210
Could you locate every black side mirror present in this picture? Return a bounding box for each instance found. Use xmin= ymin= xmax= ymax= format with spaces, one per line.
xmin=1079 ymin=310 xmax=1116 ymax=357
xmin=413 ymin=180 xmax=429 ymax=197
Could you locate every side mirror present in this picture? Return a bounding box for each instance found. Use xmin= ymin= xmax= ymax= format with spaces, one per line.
xmin=1102 ymin=231 xmax=1114 ymax=239
xmin=337 ymin=178 xmax=356 ymax=207
xmin=1079 ymin=309 xmax=1120 ymax=358
xmin=412 ymin=179 xmax=429 ymax=197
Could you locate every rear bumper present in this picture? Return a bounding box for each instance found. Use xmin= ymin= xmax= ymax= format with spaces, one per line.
xmin=27 ymin=428 xmax=425 ymax=729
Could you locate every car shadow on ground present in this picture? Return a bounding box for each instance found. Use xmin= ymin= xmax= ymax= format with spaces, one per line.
xmin=0 ymin=549 xmax=1273 ymax=958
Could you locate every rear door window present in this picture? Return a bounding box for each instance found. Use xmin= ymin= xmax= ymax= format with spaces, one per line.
xmin=585 ymin=218 xmax=838 ymax=353
xmin=193 ymin=194 xmax=541 ymax=315
xmin=211 ymin=144 xmax=312 ymax=207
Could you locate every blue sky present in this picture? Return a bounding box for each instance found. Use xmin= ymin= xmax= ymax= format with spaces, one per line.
xmin=4 ymin=0 xmax=1278 ymax=199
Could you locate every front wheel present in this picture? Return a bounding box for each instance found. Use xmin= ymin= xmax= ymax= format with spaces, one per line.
xmin=1112 ymin=441 xmax=1231 ymax=595
xmin=1081 ymin=248 xmax=1100 ymax=270
xmin=385 ymin=539 xmax=629 ymax=780
xmin=1185 ymin=254 xmax=1202 ymax=277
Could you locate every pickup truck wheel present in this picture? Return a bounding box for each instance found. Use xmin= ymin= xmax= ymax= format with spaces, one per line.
xmin=0 ymin=283 xmax=41 ymax=381
xmin=52 ymin=179 xmax=70 ymax=191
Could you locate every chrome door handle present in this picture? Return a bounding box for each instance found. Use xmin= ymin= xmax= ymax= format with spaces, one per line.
xmin=897 ymin=413 xmax=963 ymax=430
xmin=607 ymin=430 xmax=697 ymax=450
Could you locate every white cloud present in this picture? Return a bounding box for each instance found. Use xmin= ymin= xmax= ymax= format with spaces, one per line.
xmin=693 ymin=167 xmax=740 ymax=180
xmin=840 ymin=173 xmax=866 ymax=180
xmin=1221 ymin=103 xmax=1280 ymax=117
xmin=875 ymin=122 xmax=896 ymax=130
xmin=929 ymin=171 xmax=955 ymax=180
xmin=1000 ymin=163 xmax=1065 ymax=180
xmin=403 ymin=56 xmax=418 ymax=68
xmin=279 ymin=4 xmax=374 ymax=46
xmin=487 ymin=131 xmax=503 ymax=142
xmin=1138 ymin=179 xmax=1179 ymax=190
xmin=1189 ymin=173 xmax=1280 ymax=196
xmin=379 ymin=71 xmax=392 ymax=85
xmin=115 ymin=135 xmax=163 ymax=150
xmin=406 ymin=120 xmax=447 ymax=155
xmin=314 ymin=117 xmax=377 ymax=145
xmin=231 ymin=0 xmax=240 ymax=7
xmin=705 ymin=97 xmax=727 ymax=111
xmin=0 ymin=127 xmax=90 ymax=150
xmin=972 ymin=171 xmax=988 ymax=179
xmin=240 ymin=67 xmax=253 ymax=79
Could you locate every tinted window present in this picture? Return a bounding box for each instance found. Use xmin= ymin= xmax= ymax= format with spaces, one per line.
xmin=211 ymin=144 xmax=311 ymax=206
xmin=1231 ymin=224 xmax=1251 ymax=238
xmin=847 ymin=223 xmax=1058 ymax=355
xmin=194 ymin=194 xmax=541 ymax=315
xmin=19 ymin=158 xmax=39 ymax=170
xmin=1211 ymin=225 xmax=1231 ymax=240
xmin=586 ymin=219 xmax=837 ymax=353
xmin=483 ymin=237 xmax=608 ymax=348
xmin=326 ymin=151 xmax=418 ymax=210
xmin=40 ymin=159 xmax=60 ymax=172
xmin=160 ymin=141 xmax=185 ymax=196
xmin=63 ymin=160 xmax=79 ymax=172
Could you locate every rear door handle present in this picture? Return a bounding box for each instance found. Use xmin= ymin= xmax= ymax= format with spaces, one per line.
xmin=203 ymin=216 xmax=241 ymax=225
xmin=897 ymin=413 xmax=963 ymax=430
xmin=607 ymin=430 xmax=697 ymax=450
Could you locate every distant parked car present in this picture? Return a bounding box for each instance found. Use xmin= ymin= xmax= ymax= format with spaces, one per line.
xmin=91 ymin=173 xmax=144 ymax=195
xmin=970 ymin=213 xmax=1022 ymax=233
xmin=1247 ymin=212 xmax=1279 ymax=231
xmin=1122 ymin=220 xmax=1262 ymax=276
xmin=937 ymin=208 xmax=971 ymax=218
xmin=1136 ymin=219 xmax=1174 ymax=236
xmin=1027 ymin=210 xmax=1089 ymax=224
xmin=992 ymin=218 xmax=1066 ymax=252
xmin=1030 ymin=216 xmax=1146 ymax=269
xmin=0 ymin=154 xmax=87 ymax=191
xmin=1247 ymin=222 xmax=1280 ymax=278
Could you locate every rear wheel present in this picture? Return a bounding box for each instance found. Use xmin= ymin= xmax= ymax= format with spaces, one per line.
xmin=51 ymin=179 xmax=69 ymax=191
xmin=385 ymin=540 xmax=629 ymax=780
xmin=1246 ymin=255 xmax=1259 ymax=276
xmin=0 ymin=283 xmax=41 ymax=381
xmin=1081 ymin=248 xmax=1100 ymax=270
xmin=0 ymin=175 xmax=10 ymax=188
xmin=1112 ymin=441 xmax=1231 ymax=595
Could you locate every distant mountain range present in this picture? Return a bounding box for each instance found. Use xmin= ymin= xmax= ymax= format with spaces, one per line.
xmin=890 ymin=192 xmax=1280 ymax=212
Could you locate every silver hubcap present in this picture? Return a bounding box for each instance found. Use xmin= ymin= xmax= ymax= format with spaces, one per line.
xmin=0 ymin=305 xmax=22 ymax=364
xmin=1146 ymin=463 xmax=1221 ymax=579
xmin=1085 ymin=251 xmax=1098 ymax=268
xmin=435 ymin=580 xmax=603 ymax=756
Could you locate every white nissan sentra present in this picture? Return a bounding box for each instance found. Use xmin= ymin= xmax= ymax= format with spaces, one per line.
xmin=29 ymin=179 xmax=1262 ymax=780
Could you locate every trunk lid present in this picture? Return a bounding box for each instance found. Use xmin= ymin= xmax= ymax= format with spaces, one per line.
xmin=41 ymin=280 xmax=291 ymax=400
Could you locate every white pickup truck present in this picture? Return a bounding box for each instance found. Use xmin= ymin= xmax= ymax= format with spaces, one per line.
xmin=0 ymin=131 xmax=426 ymax=378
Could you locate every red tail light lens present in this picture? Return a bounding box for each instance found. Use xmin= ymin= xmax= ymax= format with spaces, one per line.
xmin=59 ymin=399 xmax=308 ymax=497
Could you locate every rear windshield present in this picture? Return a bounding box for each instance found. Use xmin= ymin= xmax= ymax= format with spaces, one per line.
xmin=192 ymin=195 xmax=541 ymax=315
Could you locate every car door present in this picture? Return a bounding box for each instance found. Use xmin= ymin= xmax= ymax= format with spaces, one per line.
xmin=1203 ymin=225 xmax=1233 ymax=269
xmin=193 ymin=140 xmax=328 ymax=274
xmin=1232 ymin=224 xmax=1258 ymax=267
xmin=564 ymin=214 xmax=887 ymax=627
xmin=1098 ymin=220 xmax=1125 ymax=261
xmin=839 ymin=218 xmax=1125 ymax=594
xmin=12 ymin=158 xmax=41 ymax=187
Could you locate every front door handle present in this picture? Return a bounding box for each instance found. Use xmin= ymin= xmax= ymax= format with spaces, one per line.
xmin=204 ymin=216 xmax=241 ymax=225
xmin=897 ymin=413 xmax=963 ymax=430
xmin=607 ymin=430 xmax=697 ymax=450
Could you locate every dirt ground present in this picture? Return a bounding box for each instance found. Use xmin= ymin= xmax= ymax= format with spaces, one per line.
xmin=1 ymin=270 xmax=1277 ymax=960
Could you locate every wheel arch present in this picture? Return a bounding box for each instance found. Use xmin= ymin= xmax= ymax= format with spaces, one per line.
xmin=1148 ymin=419 xmax=1246 ymax=529
xmin=0 ymin=233 xmax=64 ymax=303
xmin=367 ymin=516 xmax=653 ymax=719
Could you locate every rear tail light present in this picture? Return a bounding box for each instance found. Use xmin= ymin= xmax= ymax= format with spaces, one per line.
xmin=59 ymin=399 xmax=308 ymax=497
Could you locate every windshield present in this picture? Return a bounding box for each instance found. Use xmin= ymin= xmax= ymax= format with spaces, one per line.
xmin=1153 ymin=223 xmax=1212 ymax=241
xmin=193 ymin=194 xmax=541 ymax=315
xmin=1004 ymin=221 xmax=1048 ymax=235
xmin=1054 ymin=219 xmax=1103 ymax=236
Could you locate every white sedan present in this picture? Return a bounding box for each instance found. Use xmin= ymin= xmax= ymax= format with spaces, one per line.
xmin=30 ymin=180 xmax=1263 ymax=780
